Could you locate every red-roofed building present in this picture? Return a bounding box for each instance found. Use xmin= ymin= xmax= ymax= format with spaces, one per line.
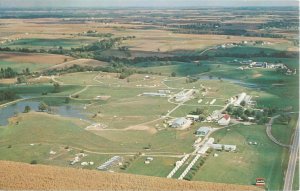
xmin=218 ymin=114 xmax=231 ymax=126
xmin=255 ymin=178 xmax=265 ymax=186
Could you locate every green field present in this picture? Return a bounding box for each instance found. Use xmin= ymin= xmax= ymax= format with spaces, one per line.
xmin=3 ymin=38 xmax=95 ymax=50
xmin=293 ymin=159 xmax=299 ymax=191
xmin=0 ymin=61 xmax=53 ymax=72
xmin=192 ymin=124 xmax=288 ymax=190
xmin=125 ymin=156 xmax=178 ymax=177
xmin=271 ymin=115 xmax=298 ymax=145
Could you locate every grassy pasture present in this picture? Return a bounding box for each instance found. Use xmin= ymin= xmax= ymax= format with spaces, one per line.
xmin=0 ymin=52 xmax=73 ymax=65
xmin=124 ymin=156 xmax=178 ymax=177
xmin=4 ymin=38 xmax=94 ymax=50
xmin=271 ymin=114 xmax=298 ymax=145
xmin=192 ymin=124 xmax=288 ymax=190
xmin=0 ymin=60 xmax=53 ymax=72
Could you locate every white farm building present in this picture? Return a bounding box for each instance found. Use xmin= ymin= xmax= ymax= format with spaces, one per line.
xmin=170 ymin=118 xmax=192 ymax=129
xmin=218 ymin=114 xmax=231 ymax=126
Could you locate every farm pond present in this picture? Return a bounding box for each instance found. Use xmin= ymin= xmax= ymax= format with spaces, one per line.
xmin=0 ymin=100 xmax=90 ymax=126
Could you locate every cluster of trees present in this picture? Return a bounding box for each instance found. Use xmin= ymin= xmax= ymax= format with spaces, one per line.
xmin=73 ymin=36 xmax=135 ymax=52
xmin=189 ymin=108 xmax=206 ymax=121
xmin=44 ymin=63 xmax=159 ymax=80
xmin=0 ymin=67 xmax=17 ymax=79
xmin=120 ymin=152 xmax=141 ymax=170
xmin=0 ymin=67 xmax=31 ymax=83
xmin=169 ymin=23 xmax=284 ymax=38
xmin=79 ymin=31 xmax=113 ymax=38
xmin=212 ymin=50 xmax=297 ymax=59
xmin=38 ymin=101 xmax=49 ymax=112
xmin=23 ymin=105 xmax=31 ymax=113
xmin=226 ymin=105 xmax=277 ymax=124
xmin=0 ymin=90 xmax=17 ymax=101
xmin=277 ymin=113 xmax=292 ymax=125
xmin=95 ymin=54 xmax=210 ymax=65
xmin=0 ymin=35 xmax=135 ymax=58
xmin=259 ymin=20 xmax=299 ymax=29
xmin=52 ymin=82 xmax=61 ymax=93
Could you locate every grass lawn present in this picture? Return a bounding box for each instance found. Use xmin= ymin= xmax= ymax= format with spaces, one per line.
xmin=271 ymin=115 xmax=298 ymax=145
xmin=4 ymin=38 xmax=94 ymax=50
xmin=293 ymin=159 xmax=299 ymax=191
xmin=0 ymin=61 xmax=53 ymax=72
xmin=192 ymin=124 xmax=289 ymax=190
xmin=136 ymin=61 xmax=211 ymax=77
xmin=124 ymin=156 xmax=178 ymax=177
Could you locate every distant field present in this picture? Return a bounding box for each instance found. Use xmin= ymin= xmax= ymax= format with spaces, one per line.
xmin=0 ymin=52 xmax=73 ymax=65
xmin=3 ymin=38 xmax=95 ymax=50
xmin=0 ymin=52 xmax=74 ymax=72
xmin=47 ymin=59 xmax=109 ymax=71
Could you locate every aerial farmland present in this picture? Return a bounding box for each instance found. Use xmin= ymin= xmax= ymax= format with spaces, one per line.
xmin=0 ymin=2 xmax=299 ymax=191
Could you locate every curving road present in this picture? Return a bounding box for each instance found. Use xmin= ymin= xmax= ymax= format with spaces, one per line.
xmin=266 ymin=115 xmax=291 ymax=148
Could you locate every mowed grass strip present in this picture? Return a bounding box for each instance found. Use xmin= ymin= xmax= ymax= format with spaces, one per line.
xmin=125 ymin=156 xmax=179 ymax=177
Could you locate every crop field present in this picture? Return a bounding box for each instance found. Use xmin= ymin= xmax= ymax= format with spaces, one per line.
xmin=4 ymin=38 xmax=95 ymax=50
xmin=0 ymin=52 xmax=73 ymax=65
xmin=0 ymin=60 xmax=53 ymax=72
xmin=0 ymin=161 xmax=262 ymax=190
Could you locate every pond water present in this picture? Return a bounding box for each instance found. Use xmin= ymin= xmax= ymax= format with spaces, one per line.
xmin=0 ymin=100 xmax=90 ymax=126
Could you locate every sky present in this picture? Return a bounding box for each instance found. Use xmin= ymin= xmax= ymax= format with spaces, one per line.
xmin=0 ymin=0 xmax=298 ymax=8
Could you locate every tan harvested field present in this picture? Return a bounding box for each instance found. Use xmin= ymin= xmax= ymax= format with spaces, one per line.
xmin=0 ymin=18 xmax=290 ymax=53
xmin=0 ymin=52 xmax=74 ymax=65
xmin=0 ymin=161 xmax=262 ymax=190
xmin=47 ymin=58 xmax=109 ymax=70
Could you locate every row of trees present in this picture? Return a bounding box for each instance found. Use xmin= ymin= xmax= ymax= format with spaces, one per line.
xmin=0 ymin=67 xmax=31 ymax=82
xmin=0 ymin=67 xmax=17 ymax=79
xmin=120 ymin=152 xmax=141 ymax=170
xmin=0 ymin=90 xmax=17 ymax=101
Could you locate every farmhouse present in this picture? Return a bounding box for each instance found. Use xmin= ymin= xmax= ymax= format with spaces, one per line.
xmin=218 ymin=114 xmax=231 ymax=126
xmin=170 ymin=117 xmax=192 ymax=129
xmin=196 ymin=127 xmax=212 ymax=136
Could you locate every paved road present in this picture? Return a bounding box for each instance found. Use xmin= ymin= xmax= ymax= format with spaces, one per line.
xmin=283 ymin=118 xmax=299 ymax=191
xmin=266 ymin=115 xmax=291 ymax=148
